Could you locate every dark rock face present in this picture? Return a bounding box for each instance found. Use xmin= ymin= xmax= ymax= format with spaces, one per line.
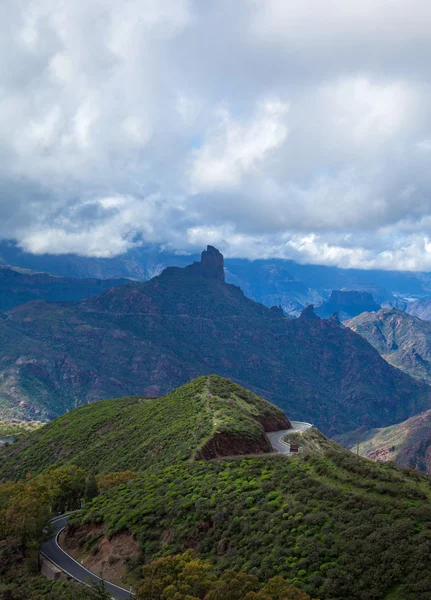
xmin=316 ymin=290 xmax=381 ymax=320
xmin=200 ymin=245 xmax=225 ymax=281
xmin=299 ymin=305 xmax=320 ymax=320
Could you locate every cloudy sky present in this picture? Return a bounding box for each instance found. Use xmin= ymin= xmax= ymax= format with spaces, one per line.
xmin=2 ymin=0 xmax=431 ymax=269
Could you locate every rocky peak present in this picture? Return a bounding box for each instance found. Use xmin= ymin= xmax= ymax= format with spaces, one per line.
xmin=299 ymin=305 xmax=320 ymax=320
xmin=200 ymin=246 xmax=225 ymax=281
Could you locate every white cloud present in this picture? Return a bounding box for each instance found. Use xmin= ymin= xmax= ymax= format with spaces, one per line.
xmin=2 ymin=0 xmax=431 ymax=269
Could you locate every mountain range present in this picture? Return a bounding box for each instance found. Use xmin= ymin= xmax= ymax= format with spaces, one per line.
xmin=3 ymin=239 xmax=431 ymax=314
xmin=1 ymin=246 xmax=431 ymax=437
xmin=0 ymin=265 xmax=132 ymax=312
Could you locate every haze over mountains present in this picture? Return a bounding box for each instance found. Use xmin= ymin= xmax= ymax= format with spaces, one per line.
xmin=3 ymin=240 xmax=431 ymax=315
xmin=0 ymin=265 xmax=132 ymax=312
xmin=1 ymin=246 xmax=431 ymax=438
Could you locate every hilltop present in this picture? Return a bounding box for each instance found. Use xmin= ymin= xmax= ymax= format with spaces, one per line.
xmin=1 ymin=247 xmax=431 ymax=435
xmin=346 ymin=307 xmax=431 ymax=384
xmin=0 ymin=265 xmax=132 ymax=312
xmin=0 ymin=376 xmax=290 ymax=480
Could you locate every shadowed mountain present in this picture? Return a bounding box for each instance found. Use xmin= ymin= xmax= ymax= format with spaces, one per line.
xmin=346 ymin=307 xmax=431 ymax=385
xmin=1 ymin=247 xmax=431 ymax=435
xmin=0 ymin=265 xmax=133 ymax=312
xmin=315 ymin=290 xmax=381 ymax=320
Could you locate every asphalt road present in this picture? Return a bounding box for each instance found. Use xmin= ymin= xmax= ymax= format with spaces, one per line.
xmin=41 ymin=422 xmax=313 ymax=594
xmin=266 ymin=421 xmax=313 ymax=453
xmin=40 ymin=515 xmax=135 ymax=599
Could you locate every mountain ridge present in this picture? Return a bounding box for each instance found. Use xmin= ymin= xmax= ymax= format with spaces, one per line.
xmin=1 ymin=248 xmax=431 ymax=435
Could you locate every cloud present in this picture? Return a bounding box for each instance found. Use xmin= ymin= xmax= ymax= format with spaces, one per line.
xmin=2 ymin=0 xmax=431 ymax=269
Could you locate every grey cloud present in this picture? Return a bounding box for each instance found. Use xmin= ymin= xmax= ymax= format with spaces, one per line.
xmin=2 ymin=0 xmax=431 ymax=269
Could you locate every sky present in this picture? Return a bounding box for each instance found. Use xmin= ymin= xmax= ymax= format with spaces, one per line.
xmin=2 ymin=0 xmax=431 ymax=270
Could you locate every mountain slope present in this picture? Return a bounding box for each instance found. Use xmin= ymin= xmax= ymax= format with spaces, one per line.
xmin=345 ymin=308 xmax=431 ymax=384
xmin=1 ymin=247 xmax=431 ymax=435
xmin=0 ymin=265 xmax=133 ymax=311
xmin=406 ymin=297 xmax=431 ymax=321
xmin=0 ymin=376 xmax=290 ymax=480
xmin=336 ymin=408 xmax=431 ymax=473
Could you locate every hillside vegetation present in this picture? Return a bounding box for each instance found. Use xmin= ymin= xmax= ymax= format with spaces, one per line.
xmin=0 ymin=376 xmax=289 ymax=480
xmin=1 ymin=376 xmax=431 ymax=599
xmin=70 ymin=427 xmax=431 ymax=600
xmin=1 ymin=247 xmax=431 ymax=436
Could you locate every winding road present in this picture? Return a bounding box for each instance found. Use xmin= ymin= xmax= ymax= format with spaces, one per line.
xmin=266 ymin=421 xmax=313 ymax=453
xmin=40 ymin=422 xmax=312 ymax=595
xmin=40 ymin=515 xmax=135 ymax=599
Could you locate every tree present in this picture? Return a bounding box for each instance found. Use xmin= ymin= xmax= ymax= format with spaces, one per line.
xmin=84 ymin=473 xmax=99 ymax=503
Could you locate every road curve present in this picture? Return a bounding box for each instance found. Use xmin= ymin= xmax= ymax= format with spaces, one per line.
xmin=41 ymin=422 xmax=313 ymax=594
xmin=266 ymin=421 xmax=313 ymax=454
xmin=40 ymin=515 xmax=134 ymax=599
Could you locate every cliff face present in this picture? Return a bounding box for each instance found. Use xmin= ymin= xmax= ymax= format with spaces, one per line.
xmin=316 ymin=290 xmax=381 ymax=320
xmin=1 ymin=249 xmax=431 ymax=435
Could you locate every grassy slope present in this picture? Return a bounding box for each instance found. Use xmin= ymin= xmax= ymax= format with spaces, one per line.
xmin=0 ymin=376 xmax=286 ymax=480
xmin=72 ymin=429 xmax=431 ymax=600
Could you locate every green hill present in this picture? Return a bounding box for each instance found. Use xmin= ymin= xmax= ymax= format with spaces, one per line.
xmin=1 ymin=376 xmax=431 ymax=599
xmin=0 ymin=375 xmax=290 ymax=480
xmin=2 ymin=247 xmax=431 ymax=436
xmin=68 ymin=425 xmax=431 ymax=600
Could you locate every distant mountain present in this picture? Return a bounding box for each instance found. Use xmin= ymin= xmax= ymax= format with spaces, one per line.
xmin=1 ymin=246 xmax=431 ymax=436
xmin=406 ymin=297 xmax=431 ymax=321
xmin=4 ymin=239 xmax=431 ymax=313
xmin=0 ymin=265 xmax=133 ymax=312
xmin=315 ymin=290 xmax=381 ymax=320
xmin=346 ymin=308 xmax=431 ymax=385
xmin=336 ymin=408 xmax=431 ymax=474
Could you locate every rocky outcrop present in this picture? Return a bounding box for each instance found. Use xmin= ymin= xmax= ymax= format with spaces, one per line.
xmin=299 ymin=305 xmax=320 ymax=320
xmin=187 ymin=245 xmax=225 ymax=281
